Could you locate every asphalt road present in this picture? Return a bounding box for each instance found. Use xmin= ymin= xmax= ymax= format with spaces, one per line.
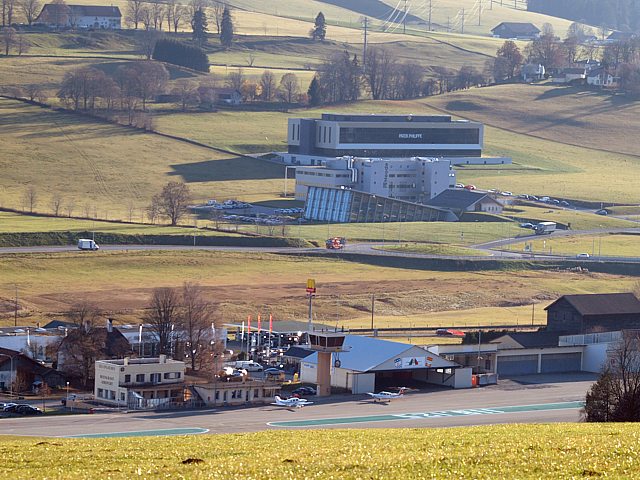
xmin=1 ymin=376 xmax=593 ymax=437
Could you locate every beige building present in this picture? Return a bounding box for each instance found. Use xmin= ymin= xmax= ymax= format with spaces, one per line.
xmin=94 ymin=355 xmax=186 ymax=408
xmin=193 ymin=379 xmax=281 ymax=407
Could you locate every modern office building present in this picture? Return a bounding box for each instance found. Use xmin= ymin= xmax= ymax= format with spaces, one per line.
xmin=282 ymin=113 xmax=508 ymax=166
xmin=295 ymin=156 xmax=454 ymax=202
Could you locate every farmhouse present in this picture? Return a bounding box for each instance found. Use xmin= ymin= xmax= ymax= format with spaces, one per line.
xmin=586 ymin=68 xmax=619 ymax=88
xmin=216 ymin=88 xmax=243 ymax=105
xmin=36 ymin=4 xmax=122 ymax=29
xmin=0 ymin=347 xmax=66 ymax=393
xmin=491 ymin=22 xmax=540 ymax=40
xmin=545 ymin=293 xmax=640 ymax=334
xmin=552 ymin=67 xmax=587 ymax=84
xmin=522 ymin=63 xmax=545 ymax=82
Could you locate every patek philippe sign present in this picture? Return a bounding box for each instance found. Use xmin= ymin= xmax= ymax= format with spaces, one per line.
xmin=398 ymin=133 xmax=423 ymax=139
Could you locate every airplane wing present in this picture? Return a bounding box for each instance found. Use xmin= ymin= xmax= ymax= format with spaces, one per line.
xmin=365 ymin=392 xmax=377 ymax=397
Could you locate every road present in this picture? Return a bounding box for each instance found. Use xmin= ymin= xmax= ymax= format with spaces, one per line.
xmin=1 ymin=376 xmax=593 ymax=437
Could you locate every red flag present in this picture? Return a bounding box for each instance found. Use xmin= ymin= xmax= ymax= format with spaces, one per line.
xmin=257 ymin=314 xmax=262 ymax=333
xmin=269 ymin=314 xmax=273 ymax=333
xmin=247 ymin=315 xmax=251 ymax=333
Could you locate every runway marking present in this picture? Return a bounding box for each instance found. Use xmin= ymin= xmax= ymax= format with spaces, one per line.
xmin=268 ymin=401 xmax=584 ymax=428
xmin=65 ymin=427 xmax=209 ymax=438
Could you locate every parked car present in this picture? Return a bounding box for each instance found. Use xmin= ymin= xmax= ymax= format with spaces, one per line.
xmin=519 ymin=222 xmax=535 ymax=229
xmin=501 ymin=191 xmax=513 ymax=196
xmin=292 ymin=386 xmax=316 ymax=396
xmin=263 ymin=367 xmax=284 ymax=375
xmin=2 ymin=403 xmax=18 ymax=413
xmin=595 ymin=209 xmax=608 ymax=216
xmin=576 ymin=253 xmax=590 ymax=259
xmin=16 ymin=404 xmax=42 ymax=415
xmin=464 ymin=184 xmax=476 ymax=190
xmin=455 ymin=183 xmax=465 ymax=188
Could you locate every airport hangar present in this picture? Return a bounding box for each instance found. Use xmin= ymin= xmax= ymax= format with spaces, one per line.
xmin=300 ymin=335 xmax=471 ymax=394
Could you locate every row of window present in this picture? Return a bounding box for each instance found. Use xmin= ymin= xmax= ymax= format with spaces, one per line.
xmin=290 ymin=123 xmax=300 ymax=141
xmin=317 ymin=125 xmax=333 ymax=144
xmin=97 ymin=388 xmax=116 ymax=400
xmin=339 ymin=127 xmax=480 ymax=145
xmin=389 ymin=173 xmax=417 ymax=178
xmin=123 ymin=372 xmax=181 ymax=383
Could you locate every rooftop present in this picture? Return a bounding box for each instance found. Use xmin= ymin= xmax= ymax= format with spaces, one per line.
xmin=319 ymin=114 xmax=453 ymax=123
xmin=491 ymin=22 xmax=541 ymax=34
xmin=546 ymin=293 xmax=640 ymax=316
xmin=425 ymin=189 xmax=497 ymax=210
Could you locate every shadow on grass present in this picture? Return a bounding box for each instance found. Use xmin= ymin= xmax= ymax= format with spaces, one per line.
xmin=170 ymin=157 xmax=284 ymax=182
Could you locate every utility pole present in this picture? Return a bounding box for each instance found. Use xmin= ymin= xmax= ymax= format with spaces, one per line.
xmin=428 ymin=0 xmax=432 ymax=31
xmin=14 ymin=285 xmax=18 ymax=327
xmin=478 ymin=0 xmax=482 ymax=26
xmin=370 ymin=294 xmax=375 ymax=330
xmin=447 ymin=16 xmax=450 ymax=32
xmin=461 ymin=8 xmax=465 ymax=34
xmin=362 ymin=16 xmax=368 ymax=68
xmin=403 ymin=0 xmax=408 ymax=34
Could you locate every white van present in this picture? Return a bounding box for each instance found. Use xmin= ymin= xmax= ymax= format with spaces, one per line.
xmin=234 ymin=361 xmax=263 ymax=372
xmin=77 ymin=239 xmax=99 ymax=251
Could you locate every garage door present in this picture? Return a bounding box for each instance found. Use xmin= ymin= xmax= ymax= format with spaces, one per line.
xmin=497 ymin=355 xmax=538 ymax=376
xmin=541 ymin=353 xmax=582 ymax=373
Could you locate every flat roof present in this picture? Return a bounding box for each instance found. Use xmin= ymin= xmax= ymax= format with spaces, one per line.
xmin=320 ymin=114 xmax=452 ymax=123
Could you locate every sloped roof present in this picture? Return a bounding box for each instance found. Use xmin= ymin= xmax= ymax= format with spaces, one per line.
xmin=607 ymin=31 xmax=635 ymax=41
xmin=303 ymin=335 xmax=418 ymax=372
xmin=493 ymin=331 xmax=561 ymax=348
xmin=492 ymin=22 xmax=540 ymax=34
xmin=545 ymin=293 xmax=640 ymax=316
xmin=39 ymin=4 xmax=121 ymax=18
xmin=425 ymin=189 xmax=498 ymax=210
xmin=283 ymin=346 xmax=314 ymax=360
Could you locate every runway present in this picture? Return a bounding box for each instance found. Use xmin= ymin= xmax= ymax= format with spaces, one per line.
xmin=0 ymin=377 xmax=593 ymax=438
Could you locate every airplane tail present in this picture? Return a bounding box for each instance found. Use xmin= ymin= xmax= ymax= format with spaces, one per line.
xmin=274 ymin=395 xmax=282 ymax=402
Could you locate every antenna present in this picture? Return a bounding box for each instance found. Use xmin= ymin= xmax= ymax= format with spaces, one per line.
xmin=361 ymin=16 xmax=368 ymax=67
xmin=403 ymin=0 xmax=408 ymax=33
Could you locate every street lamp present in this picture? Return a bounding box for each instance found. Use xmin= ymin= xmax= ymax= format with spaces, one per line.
xmin=66 ymin=381 xmax=70 ymax=411
xmin=0 ymin=353 xmax=15 ymax=399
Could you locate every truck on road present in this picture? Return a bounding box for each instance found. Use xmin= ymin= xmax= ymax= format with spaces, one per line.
xmin=326 ymin=237 xmax=346 ymax=249
xmin=534 ymin=222 xmax=556 ymax=235
xmin=77 ymin=239 xmax=99 ymax=250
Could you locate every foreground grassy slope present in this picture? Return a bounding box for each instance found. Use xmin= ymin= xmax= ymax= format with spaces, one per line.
xmin=2 ymin=424 xmax=640 ymax=479
xmin=0 ymin=98 xmax=287 ymax=217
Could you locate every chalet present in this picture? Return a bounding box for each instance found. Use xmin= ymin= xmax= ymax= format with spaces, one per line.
xmin=0 ymin=347 xmax=66 ymax=393
xmin=425 ymin=189 xmax=503 ymax=216
xmin=552 ymin=67 xmax=586 ymax=85
xmin=36 ymin=4 xmax=121 ymax=29
xmin=545 ymin=293 xmax=640 ymax=334
xmin=491 ymin=22 xmax=540 ymax=40
xmin=586 ymin=68 xmax=619 ymax=89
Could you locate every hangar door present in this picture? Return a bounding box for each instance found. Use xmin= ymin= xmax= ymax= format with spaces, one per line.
xmin=541 ymin=353 xmax=582 ymax=373
xmin=497 ymin=354 xmax=538 ymax=376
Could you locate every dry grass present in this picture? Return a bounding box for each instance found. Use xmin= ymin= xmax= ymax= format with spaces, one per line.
xmin=508 ymin=233 xmax=640 ymax=258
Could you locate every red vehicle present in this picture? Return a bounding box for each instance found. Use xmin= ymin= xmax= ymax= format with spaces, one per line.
xmin=325 ymin=237 xmax=346 ymax=249
xmin=463 ymin=184 xmax=477 ymax=191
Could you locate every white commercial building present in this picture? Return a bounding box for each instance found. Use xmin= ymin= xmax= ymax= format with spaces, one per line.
xmin=94 ymin=355 xmax=186 ymax=408
xmin=295 ymin=156 xmax=454 ymax=202
xmin=300 ymin=335 xmax=471 ymax=394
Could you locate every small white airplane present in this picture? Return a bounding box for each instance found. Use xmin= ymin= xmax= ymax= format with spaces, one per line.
xmin=271 ymin=395 xmax=314 ymax=409
xmin=366 ymin=387 xmax=410 ymax=403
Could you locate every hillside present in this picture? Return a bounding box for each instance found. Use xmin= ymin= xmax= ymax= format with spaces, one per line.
xmin=3 ymin=424 xmax=640 ymax=479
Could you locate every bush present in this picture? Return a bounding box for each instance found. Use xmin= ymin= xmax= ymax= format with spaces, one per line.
xmin=152 ymin=39 xmax=209 ymax=73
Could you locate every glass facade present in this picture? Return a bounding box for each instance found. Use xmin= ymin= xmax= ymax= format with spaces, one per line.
xmin=339 ymin=127 xmax=480 ymax=145
xmin=304 ymin=187 xmax=452 ymax=223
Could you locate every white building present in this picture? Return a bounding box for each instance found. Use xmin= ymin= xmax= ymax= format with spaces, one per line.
xmin=36 ymin=4 xmax=122 ymax=29
xmin=94 ymin=355 xmax=186 ymax=408
xmin=300 ymin=335 xmax=471 ymax=394
xmin=295 ymin=156 xmax=454 ymax=202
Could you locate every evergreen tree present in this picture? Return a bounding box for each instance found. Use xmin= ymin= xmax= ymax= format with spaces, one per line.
xmin=312 ymin=12 xmax=326 ymax=41
xmin=220 ymin=6 xmax=234 ymax=49
xmin=191 ymin=7 xmax=208 ymax=47
xmin=307 ymin=76 xmax=322 ymax=106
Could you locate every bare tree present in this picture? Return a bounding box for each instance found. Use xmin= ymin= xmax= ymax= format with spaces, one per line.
xmin=2 ymin=0 xmax=16 ymax=27
xmin=18 ymin=0 xmax=41 ymax=25
xmin=132 ymin=61 xmax=169 ymax=110
xmin=246 ymin=52 xmax=255 ymax=67
xmin=363 ymin=47 xmax=395 ymax=100
xmin=138 ymin=28 xmax=160 ymax=60
xmin=2 ymin=26 xmax=15 ymax=56
xmin=65 ymin=199 xmax=75 ymax=217
xmin=25 ymin=84 xmax=45 ymax=103
xmin=210 ymin=0 xmax=224 ymax=34
xmin=278 ymin=72 xmax=299 ymax=103
xmin=50 ymin=193 xmax=63 ymax=216
xmin=151 ymin=181 xmax=191 ymax=225
xmin=225 ymin=69 xmax=245 ymax=90
xmin=584 ymin=331 xmax=640 ymax=422
xmin=126 ymin=0 xmax=143 ymax=29
xmin=23 ymin=185 xmax=37 ymax=213
xmin=180 ymin=282 xmax=214 ymax=371
xmin=172 ymin=79 xmax=199 ymax=111
xmin=259 ymin=70 xmax=276 ymax=101
xmin=166 ymin=0 xmax=184 ymax=33
xmin=149 ymin=0 xmax=164 ymax=30
xmin=145 ymin=287 xmax=181 ymax=355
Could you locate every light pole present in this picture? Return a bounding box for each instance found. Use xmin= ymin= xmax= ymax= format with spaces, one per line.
xmin=0 ymin=353 xmax=15 ymax=399
xmin=66 ymin=381 xmax=70 ymax=411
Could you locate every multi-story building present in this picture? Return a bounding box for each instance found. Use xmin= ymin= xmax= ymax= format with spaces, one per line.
xmin=94 ymin=355 xmax=186 ymax=408
xmin=36 ymin=5 xmax=122 ymax=29
xmin=295 ymin=156 xmax=454 ymax=202
xmin=282 ymin=113 xmax=511 ymax=166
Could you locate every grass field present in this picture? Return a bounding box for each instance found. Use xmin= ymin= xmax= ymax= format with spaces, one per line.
xmin=509 ymin=233 xmax=640 ymax=258
xmin=0 ymin=98 xmax=288 ymax=218
xmin=374 ymin=242 xmax=492 ymax=256
xmin=3 ymin=424 xmax=640 ymax=479
xmin=0 ymin=250 xmax=634 ymax=327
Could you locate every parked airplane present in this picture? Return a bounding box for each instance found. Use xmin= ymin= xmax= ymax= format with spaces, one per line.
xmin=272 ymin=395 xmax=313 ymax=409
xmin=366 ymin=387 xmax=410 ymax=403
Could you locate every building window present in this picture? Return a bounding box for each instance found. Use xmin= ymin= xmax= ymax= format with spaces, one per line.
xmin=124 ymin=374 xmax=130 ymax=383
xmin=98 ymin=388 xmax=104 ymax=398
xmin=150 ymin=373 xmax=161 ymax=383
xmin=120 ymin=392 xmax=125 ymax=401
xmin=136 ymin=374 xmax=145 ymax=383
